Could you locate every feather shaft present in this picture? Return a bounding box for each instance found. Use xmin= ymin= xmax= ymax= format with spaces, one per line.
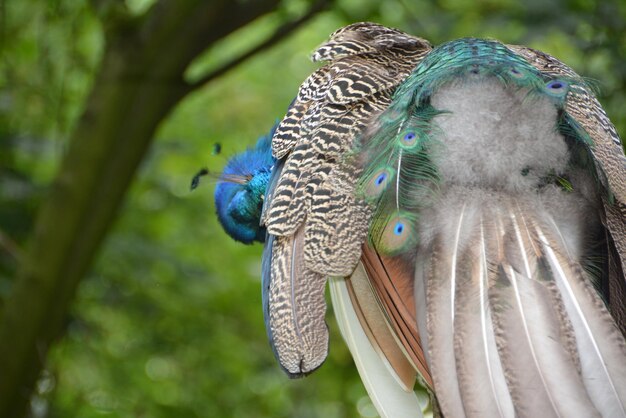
xmin=425 ymin=209 xmax=466 ymax=418
xmin=536 ymin=225 xmax=626 ymax=417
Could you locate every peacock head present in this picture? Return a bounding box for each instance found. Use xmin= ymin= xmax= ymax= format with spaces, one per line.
xmin=212 ymin=126 xmax=276 ymax=244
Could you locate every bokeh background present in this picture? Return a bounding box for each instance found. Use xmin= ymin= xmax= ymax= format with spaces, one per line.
xmin=1 ymin=0 xmax=625 ymax=417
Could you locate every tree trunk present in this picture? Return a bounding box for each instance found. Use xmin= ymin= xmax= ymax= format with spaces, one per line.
xmin=0 ymin=0 xmax=281 ymax=415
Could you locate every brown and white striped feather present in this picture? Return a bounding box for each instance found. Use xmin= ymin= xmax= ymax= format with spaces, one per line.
xmin=265 ymin=23 xmax=431 ymax=262
xmin=267 ymin=226 xmax=329 ymax=375
xmin=262 ymin=22 xmax=432 ymax=383
xmin=305 ymin=165 xmax=373 ymax=276
xmin=311 ymin=22 xmax=431 ymax=64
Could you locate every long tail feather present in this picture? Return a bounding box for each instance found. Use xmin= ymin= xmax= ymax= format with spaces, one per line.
xmin=361 ymin=245 xmax=431 ymax=385
xmin=491 ymin=263 xmax=599 ymax=417
xmin=482 ymin=206 xmax=599 ymax=416
xmin=424 ymin=209 xmax=466 ymax=418
xmin=345 ymin=262 xmax=417 ymax=391
xmin=536 ymin=222 xmax=626 ymax=417
xmin=417 ymin=192 xmax=626 ymax=417
xmin=453 ymin=217 xmax=514 ymax=418
xmin=329 ymin=276 xmax=425 ymax=418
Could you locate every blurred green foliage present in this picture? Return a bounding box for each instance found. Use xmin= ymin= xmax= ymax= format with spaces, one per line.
xmin=1 ymin=0 xmax=624 ymax=417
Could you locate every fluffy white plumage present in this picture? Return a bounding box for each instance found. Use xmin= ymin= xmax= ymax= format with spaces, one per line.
xmin=432 ymin=80 xmax=570 ymax=192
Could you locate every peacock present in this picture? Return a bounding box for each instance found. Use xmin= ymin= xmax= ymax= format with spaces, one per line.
xmin=210 ymin=22 xmax=626 ymax=418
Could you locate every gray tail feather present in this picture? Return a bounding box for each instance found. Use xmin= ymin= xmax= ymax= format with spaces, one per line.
xmin=418 ymin=197 xmax=626 ymax=417
xmin=452 ymin=215 xmax=515 ymax=417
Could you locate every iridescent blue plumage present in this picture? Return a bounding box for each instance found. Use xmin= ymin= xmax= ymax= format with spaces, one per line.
xmin=214 ymin=125 xmax=276 ymax=244
xmin=213 ymin=125 xmax=292 ymax=376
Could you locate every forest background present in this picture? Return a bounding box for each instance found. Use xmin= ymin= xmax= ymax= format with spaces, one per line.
xmin=1 ymin=0 xmax=625 ymax=417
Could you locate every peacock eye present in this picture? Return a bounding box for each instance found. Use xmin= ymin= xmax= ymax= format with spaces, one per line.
xmin=399 ymin=130 xmax=418 ymax=149
xmin=544 ymin=79 xmax=569 ymax=97
xmin=362 ymin=167 xmax=394 ymax=201
xmin=508 ymin=66 xmax=526 ymax=79
xmin=547 ymin=80 xmax=564 ymax=90
xmin=375 ymin=212 xmax=416 ymax=254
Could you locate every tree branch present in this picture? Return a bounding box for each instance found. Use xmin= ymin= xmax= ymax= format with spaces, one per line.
xmin=185 ymin=0 xmax=330 ymax=94
xmin=0 ymin=0 xmax=291 ymax=416
xmin=0 ymin=228 xmax=22 ymax=261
